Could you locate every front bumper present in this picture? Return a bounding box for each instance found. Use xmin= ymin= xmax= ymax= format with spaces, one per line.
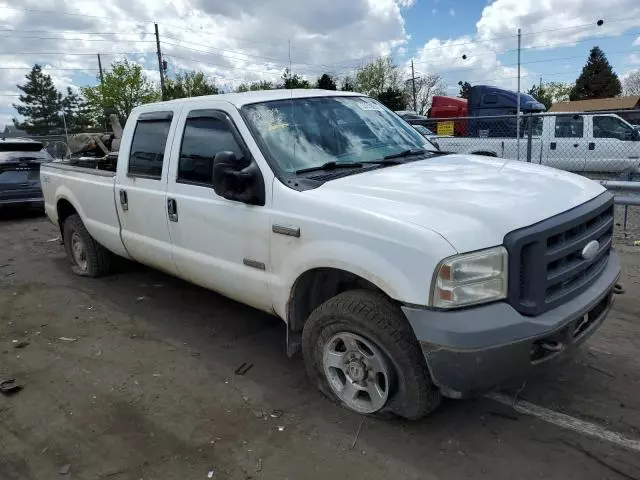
xmin=402 ymin=252 xmax=621 ymax=398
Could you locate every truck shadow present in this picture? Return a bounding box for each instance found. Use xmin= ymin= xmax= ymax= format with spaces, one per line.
xmin=0 ymin=206 xmax=45 ymax=223
xmin=49 ymin=255 xmax=640 ymax=478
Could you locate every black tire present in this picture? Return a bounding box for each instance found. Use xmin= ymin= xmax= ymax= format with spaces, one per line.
xmin=301 ymin=290 xmax=441 ymax=420
xmin=62 ymin=214 xmax=112 ymax=277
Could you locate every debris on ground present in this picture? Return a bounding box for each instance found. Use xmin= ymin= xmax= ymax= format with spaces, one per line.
xmin=277 ymin=426 xmax=285 ymax=432
xmin=256 ymin=458 xmax=263 ymax=473
xmin=46 ymin=237 xmax=60 ymax=243
xmin=12 ymin=339 xmax=29 ymax=349
xmin=136 ymin=296 xmax=146 ymax=302
xmin=351 ymin=418 xmax=365 ymax=449
xmin=234 ymin=362 xmax=254 ymax=375
xmin=59 ymin=464 xmax=71 ymax=475
xmin=58 ymin=337 xmax=78 ymax=343
xmin=0 ymin=378 xmax=23 ymax=395
xmin=207 ymin=469 xmax=215 ymax=478
xmin=270 ymin=409 xmax=283 ymax=419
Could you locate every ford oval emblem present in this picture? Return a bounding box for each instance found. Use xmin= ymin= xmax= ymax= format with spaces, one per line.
xmin=581 ymin=240 xmax=600 ymax=260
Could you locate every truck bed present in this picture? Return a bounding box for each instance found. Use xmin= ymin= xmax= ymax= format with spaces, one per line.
xmin=40 ymin=162 xmax=128 ymax=258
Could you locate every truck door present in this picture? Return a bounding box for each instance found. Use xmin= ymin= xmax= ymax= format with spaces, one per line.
xmin=165 ymin=104 xmax=273 ymax=312
xmin=588 ymin=115 xmax=640 ymax=172
xmin=543 ymin=114 xmax=587 ymax=172
xmin=115 ymin=109 xmax=181 ymax=276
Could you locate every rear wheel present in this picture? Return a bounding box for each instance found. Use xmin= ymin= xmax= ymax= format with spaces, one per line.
xmin=62 ymin=214 xmax=111 ymax=277
xmin=302 ymin=290 xmax=441 ymax=419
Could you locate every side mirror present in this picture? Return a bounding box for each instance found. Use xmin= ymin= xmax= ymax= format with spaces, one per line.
xmin=633 ymin=128 xmax=640 ymax=141
xmin=212 ymin=151 xmax=265 ymax=206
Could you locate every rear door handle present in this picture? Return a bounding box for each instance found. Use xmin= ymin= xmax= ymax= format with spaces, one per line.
xmin=588 ymin=142 xmax=595 ymax=150
xmin=550 ymin=142 xmax=556 ymax=150
xmin=573 ymin=143 xmax=579 ymax=148
xmin=119 ymin=189 xmax=128 ymax=211
xmin=167 ymin=198 xmax=178 ymax=222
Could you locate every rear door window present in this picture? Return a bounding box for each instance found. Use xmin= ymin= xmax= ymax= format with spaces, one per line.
xmin=555 ymin=116 xmax=584 ymax=138
xmin=128 ymin=112 xmax=173 ymax=178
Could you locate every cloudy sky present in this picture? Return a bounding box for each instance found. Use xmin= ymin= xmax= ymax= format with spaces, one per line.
xmin=1 ymin=0 xmax=640 ymax=129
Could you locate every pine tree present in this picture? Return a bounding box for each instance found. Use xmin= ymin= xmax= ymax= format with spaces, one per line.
xmin=569 ymin=47 xmax=622 ymax=100
xmin=61 ymin=87 xmax=96 ymax=133
xmin=458 ymin=81 xmax=472 ymax=99
xmin=316 ymin=73 xmax=337 ymax=90
xmin=12 ymin=65 xmax=63 ymax=135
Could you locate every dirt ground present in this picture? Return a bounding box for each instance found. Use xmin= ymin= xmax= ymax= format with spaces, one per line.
xmin=1 ymin=207 xmax=639 ymax=480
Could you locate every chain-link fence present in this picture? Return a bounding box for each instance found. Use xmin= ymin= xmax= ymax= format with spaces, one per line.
xmin=418 ymin=110 xmax=640 ymax=176
xmin=2 ymin=132 xmax=113 ymax=160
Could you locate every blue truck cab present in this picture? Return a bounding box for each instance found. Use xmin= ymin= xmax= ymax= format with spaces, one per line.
xmin=468 ymin=85 xmax=546 ymax=137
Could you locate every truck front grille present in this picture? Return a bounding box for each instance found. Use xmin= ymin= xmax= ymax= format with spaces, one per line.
xmin=504 ymin=192 xmax=614 ymax=316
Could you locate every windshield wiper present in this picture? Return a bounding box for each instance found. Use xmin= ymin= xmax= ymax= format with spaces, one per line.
xmin=296 ymin=161 xmax=363 ymax=174
xmin=383 ymin=148 xmax=427 ymax=160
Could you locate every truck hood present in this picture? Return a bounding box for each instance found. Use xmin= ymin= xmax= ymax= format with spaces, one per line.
xmin=314 ymin=154 xmax=606 ymax=252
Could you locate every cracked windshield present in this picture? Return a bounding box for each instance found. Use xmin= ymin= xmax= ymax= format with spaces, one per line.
xmin=243 ymin=96 xmax=436 ymax=172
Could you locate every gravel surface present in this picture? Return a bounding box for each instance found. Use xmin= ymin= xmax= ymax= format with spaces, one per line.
xmin=1 ymin=210 xmax=639 ymax=480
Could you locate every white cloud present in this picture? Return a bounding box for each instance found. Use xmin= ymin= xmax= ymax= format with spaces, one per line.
xmin=449 ymin=8 xmax=455 ymax=17
xmin=413 ymin=36 xmax=527 ymax=91
xmin=476 ymin=0 xmax=640 ymax=51
xmin=630 ymin=53 xmax=640 ymax=65
xmin=412 ymin=0 xmax=640 ymax=95
xmin=1 ymin=0 xmax=413 ymax=128
xmin=634 ymin=36 xmax=640 ymax=46
xmin=431 ymin=8 xmax=437 ymax=14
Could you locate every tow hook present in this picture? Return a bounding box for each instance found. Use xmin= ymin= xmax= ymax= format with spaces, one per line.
xmin=613 ymin=283 xmax=625 ymax=295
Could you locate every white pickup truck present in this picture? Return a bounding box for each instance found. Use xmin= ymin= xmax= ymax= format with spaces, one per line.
xmin=435 ymin=113 xmax=640 ymax=172
xmin=41 ymin=90 xmax=620 ymax=419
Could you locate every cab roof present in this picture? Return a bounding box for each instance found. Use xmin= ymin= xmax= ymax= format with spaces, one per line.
xmin=141 ymin=89 xmax=364 ymax=110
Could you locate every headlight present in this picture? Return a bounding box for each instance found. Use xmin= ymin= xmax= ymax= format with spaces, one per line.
xmin=430 ymin=246 xmax=508 ymax=308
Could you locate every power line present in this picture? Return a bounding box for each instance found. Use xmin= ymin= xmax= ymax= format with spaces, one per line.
xmin=0 ymin=34 xmax=156 ymax=43
xmin=0 ymin=28 xmax=153 ymax=36
xmin=0 ymin=51 xmax=154 ymax=56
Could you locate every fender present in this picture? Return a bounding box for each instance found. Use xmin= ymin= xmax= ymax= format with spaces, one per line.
xmin=271 ymin=238 xmax=443 ymax=321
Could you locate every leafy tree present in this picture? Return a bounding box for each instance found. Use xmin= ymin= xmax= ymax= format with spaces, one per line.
xmin=316 ymin=73 xmax=337 ymax=90
xmin=12 ymin=64 xmax=63 ymax=135
xmin=235 ymin=80 xmax=274 ymax=92
xmin=355 ymin=57 xmax=402 ymax=99
xmin=545 ymin=82 xmax=572 ymax=103
xmin=527 ymin=84 xmax=553 ymax=110
xmin=341 ymin=76 xmax=356 ymax=92
xmin=622 ymin=70 xmax=640 ymax=96
xmin=81 ymin=59 xmax=160 ymax=125
xmin=282 ymin=68 xmax=311 ymax=89
xmin=569 ymin=47 xmax=621 ymax=100
xmin=164 ymin=71 xmax=219 ymax=100
xmin=413 ymin=74 xmax=446 ymax=115
xmin=458 ymin=81 xmax=472 ymax=99
xmin=377 ymin=87 xmax=407 ymax=111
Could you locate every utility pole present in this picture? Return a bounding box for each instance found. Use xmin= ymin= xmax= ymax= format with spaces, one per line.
xmin=155 ymin=23 xmax=166 ymax=101
xmin=539 ymin=76 xmax=542 ymax=90
xmin=411 ymin=60 xmax=417 ymax=112
xmin=516 ymin=28 xmax=521 ymax=161
xmin=97 ymin=54 xmax=105 ymax=86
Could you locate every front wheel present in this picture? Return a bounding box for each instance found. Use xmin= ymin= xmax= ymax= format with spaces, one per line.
xmin=301 ymin=290 xmax=441 ymax=419
xmin=62 ymin=214 xmax=112 ymax=277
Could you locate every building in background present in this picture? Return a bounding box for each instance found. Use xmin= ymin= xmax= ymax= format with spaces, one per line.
xmin=550 ymin=96 xmax=640 ymax=126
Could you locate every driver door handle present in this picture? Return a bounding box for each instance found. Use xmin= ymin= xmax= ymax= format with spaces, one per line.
xmin=119 ymin=189 xmax=128 ymax=211
xmin=167 ymin=198 xmax=178 ymax=222
xmin=573 ymin=143 xmax=579 ymax=148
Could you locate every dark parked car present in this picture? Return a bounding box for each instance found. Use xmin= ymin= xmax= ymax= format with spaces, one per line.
xmin=0 ymin=138 xmax=53 ymax=210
